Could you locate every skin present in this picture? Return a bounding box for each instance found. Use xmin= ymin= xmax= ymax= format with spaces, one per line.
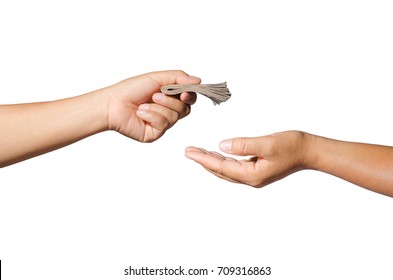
xmin=0 ymin=70 xmax=200 ymax=168
xmin=185 ymin=131 xmax=393 ymax=197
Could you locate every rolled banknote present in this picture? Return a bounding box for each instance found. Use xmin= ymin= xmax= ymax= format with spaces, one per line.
xmin=161 ymin=82 xmax=231 ymax=105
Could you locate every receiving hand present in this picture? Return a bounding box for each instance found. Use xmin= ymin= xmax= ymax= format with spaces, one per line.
xmin=185 ymin=131 xmax=313 ymax=187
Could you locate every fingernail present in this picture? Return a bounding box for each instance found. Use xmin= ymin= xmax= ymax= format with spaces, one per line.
xmin=153 ymin=92 xmax=165 ymax=102
xmin=184 ymin=152 xmax=193 ymax=160
xmin=185 ymin=151 xmax=198 ymax=161
xmin=138 ymin=103 xmax=150 ymax=110
xmin=219 ymin=139 xmax=232 ymax=152
xmin=136 ymin=108 xmax=148 ymax=115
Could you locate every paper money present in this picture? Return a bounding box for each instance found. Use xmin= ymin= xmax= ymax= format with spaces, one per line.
xmin=161 ymin=82 xmax=231 ymax=105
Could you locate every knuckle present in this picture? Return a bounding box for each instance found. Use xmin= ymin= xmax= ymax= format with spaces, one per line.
xmin=167 ymin=113 xmax=179 ymax=128
xmin=234 ymin=138 xmax=248 ymax=154
xmin=211 ymin=164 xmax=224 ymax=176
xmin=184 ymin=105 xmax=191 ymax=117
xmin=173 ymin=110 xmax=180 ymax=121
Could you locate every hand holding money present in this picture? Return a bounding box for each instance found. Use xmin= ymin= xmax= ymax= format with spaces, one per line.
xmin=161 ymin=82 xmax=231 ymax=105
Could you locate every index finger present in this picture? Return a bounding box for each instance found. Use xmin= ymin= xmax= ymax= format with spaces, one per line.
xmin=185 ymin=147 xmax=254 ymax=182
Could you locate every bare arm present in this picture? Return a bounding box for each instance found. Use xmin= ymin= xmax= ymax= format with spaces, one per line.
xmin=0 ymin=70 xmax=200 ymax=167
xmin=0 ymin=91 xmax=107 ymax=167
xmin=312 ymin=135 xmax=393 ymax=196
xmin=185 ymin=131 xmax=393 ymax=197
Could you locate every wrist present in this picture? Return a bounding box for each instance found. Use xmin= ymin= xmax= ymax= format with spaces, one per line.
xmin=99 ymin=88 xmax=111 ymax=132
xmin=300 ymin=132 xmax=320 ymax=170
xmin=83 ymin=88 xmax=111 ymax=134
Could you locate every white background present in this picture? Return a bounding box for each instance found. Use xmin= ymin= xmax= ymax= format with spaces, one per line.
xmin=1 ymin=0 xmax=393 ymax=279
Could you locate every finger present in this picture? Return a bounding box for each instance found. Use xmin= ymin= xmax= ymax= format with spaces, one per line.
xmin=136 ymin=106 xmax=171 ymax=132
xmin=185 ymin=146 xmax=209 ymax=153
xmin=219 ymin=136 xmax=273 ymax=157
xmin=201 ymin=166 xmax=245 ymax=184
xmin=186 ymin=147 xmax=236 ymax=161
xmin=185 ymin=148 xmax=242 ymax=183
xmin=138 ymin=103 xmax=181 ymax=129
xmin=180 ymin=92 xmax=197 ymax=105
xmin=152 ymin=92 xmax=190 ymax=119
xmin=185 ymin=148 xmax=254 ymax=182
xmin=210 ymin=151 xmax=238 ymax=162
xmin=146 ymin=70 xmax=201 ymax=87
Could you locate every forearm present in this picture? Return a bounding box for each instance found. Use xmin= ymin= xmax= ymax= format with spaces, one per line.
xmin=0 ymin=89 xmax=109 ymax=167
xmin=308 ymin=134 xmax=393 ymax=197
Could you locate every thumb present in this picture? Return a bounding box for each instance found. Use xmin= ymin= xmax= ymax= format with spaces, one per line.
xmin=219 ymin=137 xmax=264 ymax=156
xmin=147 ymin=70 xmax=201 ymax=86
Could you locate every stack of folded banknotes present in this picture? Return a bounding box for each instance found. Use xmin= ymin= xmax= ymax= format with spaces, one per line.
xmin=161 ymin=82 xmax=231 ymax=105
